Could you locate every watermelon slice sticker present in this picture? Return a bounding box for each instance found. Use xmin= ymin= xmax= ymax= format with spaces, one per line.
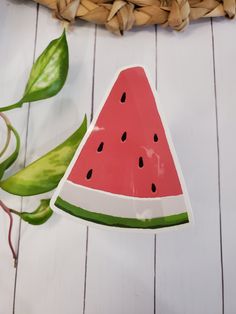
xmin=50 ymin=66 xmax=191 ymax=231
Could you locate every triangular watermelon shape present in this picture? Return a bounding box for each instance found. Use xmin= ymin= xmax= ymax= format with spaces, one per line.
xmin=50 ymin=66 xmax=191 ymax=231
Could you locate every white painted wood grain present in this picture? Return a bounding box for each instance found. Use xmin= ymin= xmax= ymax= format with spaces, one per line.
xmin=84 ymin=26 xmax=156 ymax=314
xmin=213 ymin=18 xmax=236 ymax=314
xmin=155 ymin=21 xmax=222 ymax=314
xmin=14 ymin=7 xmax=95 ymax=314
xmin=0 ymin=1 xmax=37 ymax=313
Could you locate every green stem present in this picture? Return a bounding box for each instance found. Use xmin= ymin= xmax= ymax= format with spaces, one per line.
xmin=0 ymin=112 xmax=11 ymax=157
xmin=10 ymin=208 xmax=21 ymax=216
xmin=0 ymin=102 xmax=22 ymax=112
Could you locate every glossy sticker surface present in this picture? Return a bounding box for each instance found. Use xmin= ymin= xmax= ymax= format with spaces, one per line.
xmin=50 ymin=66 xmax=191 ymax=231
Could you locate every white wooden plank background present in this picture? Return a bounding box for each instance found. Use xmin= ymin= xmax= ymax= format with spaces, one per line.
xmin=0 ymin=1 xmax=236 ymax=313
xmin=213 ymin=18 xmax=236 ymax=314
xmin=0 ymin=2 xmax=37 ymax=313
xmin=156 ymin=21 xmax=222 ymax=314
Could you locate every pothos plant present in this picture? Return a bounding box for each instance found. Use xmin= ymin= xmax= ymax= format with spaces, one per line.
xmin=0 ymin=30 xmax=87 ymax=266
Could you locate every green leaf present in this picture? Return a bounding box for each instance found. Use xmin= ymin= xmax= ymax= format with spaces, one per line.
xmin=20 ymin=199 xmax=53 ymax=225
xmin=0 ymin=125 xmax=20 ymax=180
xmin=0 ymin=115 xmax=87 ymax=196
xmin=0 ymin=30 xmax=69 ymax=112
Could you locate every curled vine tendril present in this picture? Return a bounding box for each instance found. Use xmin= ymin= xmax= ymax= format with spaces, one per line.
xmin=0 ymin=200 xmax=17 ymax=267
xmin=0 ymin=112 xmax=11 ymax=158
xmin=0 ymin=113 xmax=19 ymax=267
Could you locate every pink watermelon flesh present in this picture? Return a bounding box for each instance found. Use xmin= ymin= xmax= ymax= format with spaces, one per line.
xmin=68 ymin=67 xmax=182 ymax=198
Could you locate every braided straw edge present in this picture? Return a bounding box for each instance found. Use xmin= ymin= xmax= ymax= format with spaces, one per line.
xmin=34 ymin=0 xmax=236 ymax=34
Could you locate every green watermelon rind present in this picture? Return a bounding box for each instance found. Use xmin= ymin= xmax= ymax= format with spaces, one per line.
xmin=55 ymin=196 xmax=189 ymax=229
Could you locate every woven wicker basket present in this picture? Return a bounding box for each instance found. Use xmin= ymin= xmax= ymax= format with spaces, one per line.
xmin=33 ymin=0 xmax=235 ymax=34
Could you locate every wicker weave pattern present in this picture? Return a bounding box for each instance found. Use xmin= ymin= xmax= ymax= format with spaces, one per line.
xmin=34 ymin=0 xmax=235 ymax=34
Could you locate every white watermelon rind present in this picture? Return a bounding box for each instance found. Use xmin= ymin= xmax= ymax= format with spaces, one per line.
xmin=55 ymin=196 xmax=189 ymax=229
xmin=58 ymin=180 xmax=188 ymax=219
xmin=50 ymin=65 xmax=193 ymax=232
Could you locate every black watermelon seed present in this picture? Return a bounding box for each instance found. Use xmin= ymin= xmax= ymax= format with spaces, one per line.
xmin=97 ymin=142 xmax=104 ymax=152
xmin=121 ymin=131 xmax=127 ymax=142
xmin=86 ymin=169 xmax=93 ymax=180
xmin=139 ymin=157 xmax=144 ymax=168
xmin=154 ymin=134 xmax=158 ymax=142
xmin=151 ymin=183 xmax=156 ymax=193
xmin=120 ymin=92 xmax=126 ymax=103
